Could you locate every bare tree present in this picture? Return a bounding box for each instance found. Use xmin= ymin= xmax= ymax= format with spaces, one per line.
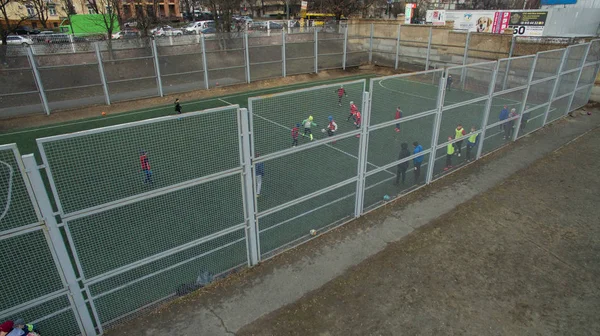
xmin=62 ymin=0 xmax=76 ymax=15
xmin=86 ymin=0 xmax=122 ymax=57
xmin=1 ymin=0 xmax=32 ymax=45
xmin=319 ymin=0 xmax=378 ymax=21
xmin=28 ymin=0 xmax=50 ymax=28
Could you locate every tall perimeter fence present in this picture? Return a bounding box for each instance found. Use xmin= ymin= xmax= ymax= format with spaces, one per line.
xmin=1 ymin=38 xmax=599 ymax=335
xmin=1 ymin=23 xmax=594 ymax=118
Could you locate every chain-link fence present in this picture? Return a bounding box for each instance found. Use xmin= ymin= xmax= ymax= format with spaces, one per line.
xmin=2 ymin=26 xmax=595 ymax=119
xmin=1 ymin=37 xmax=599 ymax=336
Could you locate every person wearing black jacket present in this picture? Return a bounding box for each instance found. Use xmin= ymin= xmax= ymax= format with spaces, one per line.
xmin=395 ymin=142 xmax=411 ymax=185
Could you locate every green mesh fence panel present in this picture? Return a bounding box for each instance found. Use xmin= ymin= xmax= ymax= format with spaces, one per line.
xmin=369 ymin=71 xmax=442 ymax=125
xmin=89 ymin=229 xmax=247 ymax=324
xmin=259 ymin=182 xmax=356 ymax=258
xmin=0 ymin=146 xmax=38 ymax=232
xmin=38 ymin=106 xmax=241 ymax=214
xmin=250 ymin=80 xmax=365 ymax=156
xmin=66 ymin=173 xmax=245 ymax=279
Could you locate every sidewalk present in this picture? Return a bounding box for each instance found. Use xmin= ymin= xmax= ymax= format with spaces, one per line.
xmin=106 ymin=106 xmax=600 ymax=336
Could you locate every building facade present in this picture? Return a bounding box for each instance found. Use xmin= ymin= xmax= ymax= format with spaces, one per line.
xmin=2 ymin=0 xmax=69 ymax=30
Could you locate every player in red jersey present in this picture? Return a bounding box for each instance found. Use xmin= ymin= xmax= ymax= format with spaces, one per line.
xmin=140 ymin=150 xmax=152 ymax=184
xmin=394 ymin=106 xmax=402 ymax=132
xmin=336 ymin=85 xmax=347 ymax=106
xmin=291 ymin=123 xmax=300 ymax=147
xmin=347 ymin=101 xmax=358 ymax=122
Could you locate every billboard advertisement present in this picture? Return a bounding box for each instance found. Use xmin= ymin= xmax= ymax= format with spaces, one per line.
xmin=405 ymin=3 xmax=416 ymax=24
xmin=427 ymin=10 xmax=547 ymax=36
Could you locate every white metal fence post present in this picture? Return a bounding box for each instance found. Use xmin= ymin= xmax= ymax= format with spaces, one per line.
xmin=94 ymin=42 xmax=110 ymax=106
xmin=239 ymin=108 xmax=260 ymax=265
xmin=426 ymin=74 xmax=447 ymax=184
xmin=342 ymin=26 xmax=348 ymax=70
xmin=201 ymin=34 xmax=210 ymax=89
xmin=151 ymin=39 xmax=164 ymax=97
xmin=314 ymin=29 xmax=319 ymax=73
xmin=394 ymin=24 xmax=401 ymax=70
xmin=282 ymin=30 xmax=287 ymax=77
xmin=502 ymin=35 xmax=517 ymax=91
xmin=354 ymin=90 xmax=371 ymax=217
xmin=542 ymin=48 xmax=569 ymax=125
xmin=461 ymin=31 xmax=471 ymax=90
xmin=26 ymin=47 xmax=50 ymax=115
xmin=368 ymin=23 xmax=374 ymax=64
xmin=567 ymin=43 xmax=591 ymax=113
xmin=476 ymin=62 xmax=501 ymax=159
xmin=22 ymin=154 xmax=98 ymax=336
xmin=425 ymin=27 xmax=433 ymax=71
xmin=512 ymin=54 xmax=538 ymax=141
xmin=245 ymin=32 xmax=251 ymax=83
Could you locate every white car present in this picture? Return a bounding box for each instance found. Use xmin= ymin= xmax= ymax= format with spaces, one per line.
xmin=150 ymin=25 xmax=172 ymax=35
xmin=7 ymin=35 xmax=33 ymax=46
xmin=184 ymin=20 xmax=215 ymax=34
xmin=154 ymin=27 xmax=184 ymax=37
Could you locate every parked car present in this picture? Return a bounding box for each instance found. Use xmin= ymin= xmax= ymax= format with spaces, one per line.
xmin=41 ymin=33 xmax=71 ymax=43
xmin=184 ymin=20 xmax=215 ymax=34
xmin=200 ymin=27 xmax=216 ymax=38
xmin=6 ymin=35 xmax=34 ymax=46
xmin=112 ymin=30 xmax=140 ymax=39
xmin=154 ymin=27 xmax=183 ymax=36
xmin=13 ymin=26 xmax=40 ymax=35
xmin=150 ymin=25 xmax=172 ymax=35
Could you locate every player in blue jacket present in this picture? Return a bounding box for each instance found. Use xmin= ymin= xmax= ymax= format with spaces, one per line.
xmin=413 ymin=141 xmax=424 ymax=183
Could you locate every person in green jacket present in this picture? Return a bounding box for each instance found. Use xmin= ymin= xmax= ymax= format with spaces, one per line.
xmin=301 ymin=115 xmax=317 ymax=141
xmin=445 ymin=136 xmax=455 ymax=171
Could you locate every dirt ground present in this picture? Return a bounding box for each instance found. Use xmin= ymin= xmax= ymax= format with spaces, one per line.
xmin=238 ymin=125 xmax=600 ymax=335
xmin=0 ymin=66 xmax=398 ymax=132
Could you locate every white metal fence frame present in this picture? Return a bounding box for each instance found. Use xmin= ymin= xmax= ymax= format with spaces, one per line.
xmin=2 ymin=39 xmax=599 ymax=335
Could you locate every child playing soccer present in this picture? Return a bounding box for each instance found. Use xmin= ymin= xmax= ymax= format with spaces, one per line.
xmin=175 ymin=99 xmax=182 ymax=114
xmin=354 ymin=110 xmax=362 ymax=129
xmin=336 ymin=85 xmax=347 ymax=106
xmin=301 ymin=115 xmax=317 ymax=141
xmin=347 ymin=101 xmax=358 ymax=121
xmin=139 ymin=150 xmax=152 ymax=184
xmin=291 ymin=123 xmax=300 ymax=147
xmin=394 ymin=106 xmax=402 ymax=132
xmin=444 ymin=136 xmax=455 ymax=171
xmin=326 ymin=116 xmax=338 ymax=137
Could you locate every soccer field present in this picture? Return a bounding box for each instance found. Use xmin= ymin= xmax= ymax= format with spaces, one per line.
xmin=0 ymin=72 xmax=546 ymax=325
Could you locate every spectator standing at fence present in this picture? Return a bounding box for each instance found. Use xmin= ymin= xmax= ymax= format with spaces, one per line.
xmin=301 ymin=115 xmax=317 ymax=141
xmin=454 ymin=124 xmax=466 ymax=157
xmin=395 ymin=142 xmax=411 ymax=185
xmin=446 ymin=74 xmax=453 ymax=90
xmin=499 ymin=105 xmax=509 ymax=134
xmin=336 ymin=85 xmax=347 ymax=107
xmin=348 ymin=101 xmax=358 ymax=122
xmin=255 ymin=154 xmax=264 ymax=197
xmin=394 ymin=106 xmax=402 ymax=132
xmin=291 ymin=123 xmax=300 ymax=147
xmin=466 ymin=126 xmax=479 ymax=162
xmin=413 ymin=141 xmax=424 ymax=183
xmin=1 ymin=320 xmax=14 ymax=336
xmin=175 ymin=99 xmax=182 ymax=114
xmin=5 ymin=318 xmax=38 ymax=336
xmin=505 ymin=108 xmax=518 ymax=140
xmin=444 ymin=136 xmax=455 ymax=171
xmin=140 ymin=150 xmax=152 ymax=184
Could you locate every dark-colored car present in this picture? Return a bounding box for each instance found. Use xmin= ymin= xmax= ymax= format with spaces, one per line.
xmin=14 ymin=26 xmax=40 ymax=35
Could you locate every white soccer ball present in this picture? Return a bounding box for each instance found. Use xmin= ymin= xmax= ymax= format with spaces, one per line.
xmin=321 ymin=128 xmax=326 ymax=133
xmin=310 ymin=229 xmax=317 ymax=236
